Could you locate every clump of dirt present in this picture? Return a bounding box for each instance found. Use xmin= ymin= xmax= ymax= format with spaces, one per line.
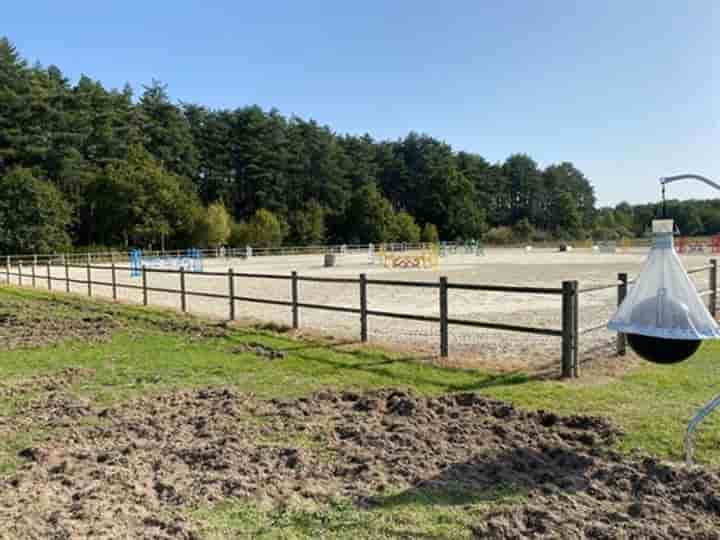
xmin=148 ymin=318 xmax=230 ymax=340
xmin=231 ymin=342 xmax=287 ymax=359
xmin=0 ymin=311 xmax=119 ymax=350
xmin=0 ymin=388 xmax=718 ymax=539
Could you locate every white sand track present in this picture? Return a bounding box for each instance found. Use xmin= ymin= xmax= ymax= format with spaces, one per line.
xmin=5 ymin=248 xmax=716 ymax=371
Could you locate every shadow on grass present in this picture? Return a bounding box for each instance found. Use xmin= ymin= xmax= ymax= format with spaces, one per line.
xmin=217 ymin=328 xmax=537 ymax=393
xmin=285 ymin=345 xmax=532 ymax=393
xmin=365 ymin=445 xmax=594 ymax=511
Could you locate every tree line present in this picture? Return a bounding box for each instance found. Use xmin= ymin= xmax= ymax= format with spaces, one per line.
xmin=594 ymin=199 xmax=720 ymax=241
xmin=1 ymin=37 xmax=715 ymax=255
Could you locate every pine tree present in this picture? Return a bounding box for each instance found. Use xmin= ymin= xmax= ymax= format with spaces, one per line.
xmin=139 ymin=80 xmax=198 ymax=179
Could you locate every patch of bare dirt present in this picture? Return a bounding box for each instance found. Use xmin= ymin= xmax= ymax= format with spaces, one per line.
xmin=472 ymin=455 xmax=720 ymax=539
xmin=0 ymin=367 xmax=96 ymax=399
xmin=0 ymin=368 xmax=97 ymax=440
xmin=0 ymin=389 xmax=718 ymax=539
xmin=0 ymin=312 xmax=119 ymax=350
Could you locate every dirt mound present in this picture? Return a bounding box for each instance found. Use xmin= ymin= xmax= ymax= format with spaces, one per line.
xmin=0 ymin=368 xmax=97 ymax=438
xmin=0 ymin=311 xmax=119 ymax=350
xmin=0 ymin=388 xmax=718 ymax=539
xmin=472 ymin=457 xmax=720 ymax=539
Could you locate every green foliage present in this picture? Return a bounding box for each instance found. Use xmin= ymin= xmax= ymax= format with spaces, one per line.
xmin=196 ymin=202 xmax=232 ymax=247
xmin=0 ymin=37 xmax=618 ymax=249
xmin=139 ymin=80 xmax=198 ymax=179
xmin=290 ymin=200 xmax=326 ymax=245
xmin=0 ymin=168 xmax=71 ymax=253
xmin=16 ymin=36 xmax=720 ymax=247
xmin=554 ymin=192 xmax=584 ymax=240
xmin=421 ymin=223 xmax=440 ymax=243
xmin=446 ymin=173 xmax=487 ymax=240
xmin=232 ymin=209 xmax=288 ymax=247
xmin=484 ymin=226 xmax=514 ymax=245
xmin=390 ymin=211 xmax=421 ymax=243
xmin=512 ymin=218 xmax=535 ymax=242
xmin=93 ymin=144 xmax=200 ymax=248
xmin=345 ymin=183 xmax=396 ymax=243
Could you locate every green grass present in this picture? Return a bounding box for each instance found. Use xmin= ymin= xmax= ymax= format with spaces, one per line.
xmin=2 ymin=284 xmax=720 ymax=538
xmin=194 ymin=485 xmax=525 ymax=540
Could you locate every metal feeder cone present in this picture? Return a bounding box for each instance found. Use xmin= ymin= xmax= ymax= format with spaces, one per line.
xmin=608 ymin=218 xmax=720 ymax=464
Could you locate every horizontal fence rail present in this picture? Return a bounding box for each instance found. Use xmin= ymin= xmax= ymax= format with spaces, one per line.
xmin=2 ymin=254 xmax=716 ymax=380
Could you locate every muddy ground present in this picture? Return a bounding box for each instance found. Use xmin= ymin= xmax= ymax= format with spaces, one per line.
xmin=0 ymin=310 xmax=118 ymax=351
xmin=0 ymin=383 xmax=718 ymax=539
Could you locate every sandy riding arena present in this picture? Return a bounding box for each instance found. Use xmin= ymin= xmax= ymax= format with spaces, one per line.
xmin=33 ymin=248 xmax=716 ymax=370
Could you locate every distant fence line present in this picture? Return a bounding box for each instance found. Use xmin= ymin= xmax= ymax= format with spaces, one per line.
xmin=0 ymin=238 xmax=657 ymax=267
xmin=1 ymin=242 xmax=439 ymax=266
xmin=1 ymin=255 xmax=717 ymax=379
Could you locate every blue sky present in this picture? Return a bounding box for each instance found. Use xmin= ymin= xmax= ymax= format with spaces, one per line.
xmin=5 ymin=1 xmax=718 ymax=206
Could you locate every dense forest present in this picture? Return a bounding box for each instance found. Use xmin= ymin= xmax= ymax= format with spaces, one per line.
xmin=0 ymin=38 xmax=716 ymax=254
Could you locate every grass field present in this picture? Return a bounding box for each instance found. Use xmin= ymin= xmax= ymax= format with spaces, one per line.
xmin=2 ymin=284 xmax=720 ymax=538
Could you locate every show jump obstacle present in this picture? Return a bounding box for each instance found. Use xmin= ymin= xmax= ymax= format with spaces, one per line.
xmin=676 ymin=236 xmax=720 ymax=255
xmin=130 ymin=249 xmax=203 ymax=277
xmin=373 ymin=244 xmax=440 ymax=269
xmin=439 ymin=240 xmax=484 ymax=257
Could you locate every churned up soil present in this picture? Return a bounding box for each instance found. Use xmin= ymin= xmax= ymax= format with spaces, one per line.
xmin=0 ymin=310 xmax=119 ymax=351
xmin=0 ymin=388 xmax=718 ymax=539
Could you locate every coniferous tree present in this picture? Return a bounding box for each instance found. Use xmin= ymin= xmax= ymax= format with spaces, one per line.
xmin=0 ymin=36 xmax=635 ymax=251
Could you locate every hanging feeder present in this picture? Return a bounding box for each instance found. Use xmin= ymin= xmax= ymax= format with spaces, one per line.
xmin=607 ymin=174 xmax=720 ymax=464
xmin=608 ymin=218 xmax=720 ymax=364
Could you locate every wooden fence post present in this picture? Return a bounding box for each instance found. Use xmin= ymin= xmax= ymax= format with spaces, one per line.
xmin=142 ymin=267 xmax=148 ymax=306
xmin=111 ymin=263 xmax=117 ymax=301
xmin=31 ymin=261 xmax=36 ymax=288
xmin=65 ymin=260 xmax=70 ymax=292
xmin=47 ymin=261 xmax=52 ymax=290
xmin=5 ymin=256 xmax=9 ymax=283
xmin=710 ymin=259 xmax=717 ymax=318
xmin=86 ymin=263 xmax=92 ymax=297
xmin=18 ymin=263 xmax=22 ymax=286
xmin=291 ymin=271 xmax=299 ymax=329
xmin=439 ymin=276 xmax=449 ymax=357
xmin=360 ymin=273 xmax=368 ymax=342
xmin=180 ymin=267 xmax=187 ymax=313
xmin=228 ymin=268 xmax=235 ymax=321
xmin=572 ymin=280 xmax=579 ymax=378
xmin=561 ymin=280 xmax=575 ymax=377
xmin=617 ymin=273 xmax=628 ymax=356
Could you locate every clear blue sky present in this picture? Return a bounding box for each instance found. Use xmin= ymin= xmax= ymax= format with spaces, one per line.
xmin=5 ymin=1 xmax=718 ymax=206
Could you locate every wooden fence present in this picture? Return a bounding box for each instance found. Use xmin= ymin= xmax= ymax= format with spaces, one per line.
xmin=2 ymin=258 xmax=717 ymax=379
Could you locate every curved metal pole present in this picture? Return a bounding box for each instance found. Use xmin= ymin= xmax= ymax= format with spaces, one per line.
xmin=659 ymin=174 xmax=720 ymax=221
xmin=685 ymin=394 xmax=720 ymax=465
xmin=660 ymin=174 xmax=720 ymax=191
xmin=656 ymin=173 xmax=720 ymax=464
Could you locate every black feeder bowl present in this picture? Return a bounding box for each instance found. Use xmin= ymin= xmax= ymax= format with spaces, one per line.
xmin=627 ymin=333 xmax=702 ymax=365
